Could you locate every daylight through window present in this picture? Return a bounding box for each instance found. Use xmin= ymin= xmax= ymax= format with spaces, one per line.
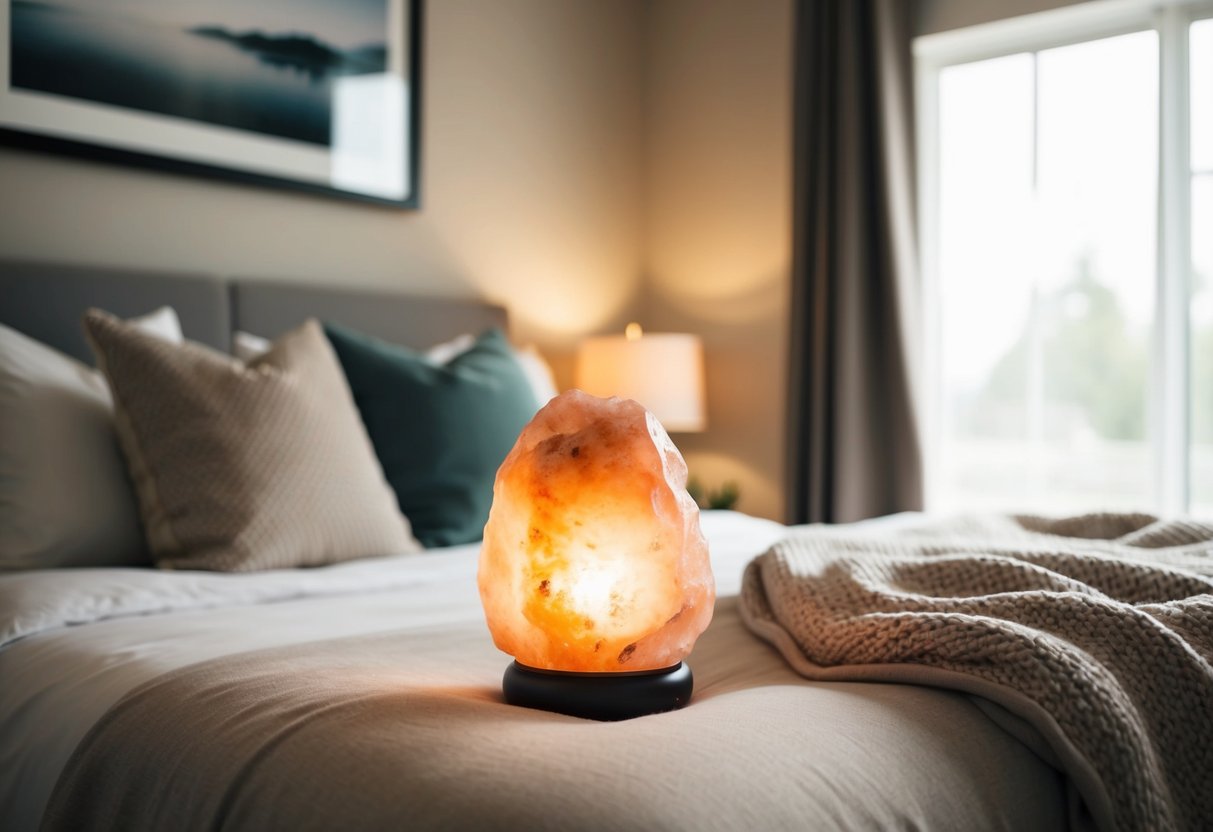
xmin=919 ymin=3 xmax=1213 ymax=515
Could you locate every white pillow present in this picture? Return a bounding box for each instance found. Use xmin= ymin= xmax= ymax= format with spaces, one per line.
xmin=512 ymin=344 xmax=559 ymax=404
xmin=129 ymin=306 xmax=184 ymax=343
xmin=235 ymin=329 xmax=560 ymax=405
xmin=0 ymin=308 xmax=183 ymax=569
xmin=232 ymin=330 xmax=272 ymax=362
xmin=423 ymin=333 xmax=476 ymax=365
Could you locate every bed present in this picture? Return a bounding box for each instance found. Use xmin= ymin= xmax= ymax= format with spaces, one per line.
xmin=0 ymin=260 xmax=1191 ymax=831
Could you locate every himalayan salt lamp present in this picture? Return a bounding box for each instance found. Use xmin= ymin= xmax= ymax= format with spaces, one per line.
xmin=478 ymin=389 xmax=715 ymax=720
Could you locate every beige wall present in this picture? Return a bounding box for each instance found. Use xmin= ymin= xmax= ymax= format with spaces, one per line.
xmin=0 ymin=0 xmax=796 ymax=520
xmin=641 ymin=0 xmax=794 ymax=521
xmin=0 ymin=0 xmax=647 ymax=381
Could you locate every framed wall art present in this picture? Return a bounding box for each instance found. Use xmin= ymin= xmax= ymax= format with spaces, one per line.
xmin=0 ymin=0 xmax=422 ymax=207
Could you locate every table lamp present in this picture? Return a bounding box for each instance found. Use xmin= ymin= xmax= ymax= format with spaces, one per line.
xmin=478 ymin=390 xmax=715 ymax=720
xmin=575 ymin=323 xmax=706 ymax=432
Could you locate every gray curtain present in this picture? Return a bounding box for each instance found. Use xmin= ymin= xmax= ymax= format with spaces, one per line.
xmin=786 ymin=0 xmax=924 ymax=524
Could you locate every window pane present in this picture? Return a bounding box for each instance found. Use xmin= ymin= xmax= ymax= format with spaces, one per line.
xmin=934 ymin=54 xmax=1034 ymax=513
xmin=1191 ymin=20 xmax=1213 ymax=515
xmin=1190 ymin=176 xmax=1213 ymax=514
xmin=1193 ymin=19 xmax=1213 ymax=172
xmin=934 ymin=32 xmax=1158 ymax=514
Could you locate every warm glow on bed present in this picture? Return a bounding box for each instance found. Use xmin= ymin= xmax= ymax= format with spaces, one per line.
xmin=478 ymin=390 xmax=714 ymax=718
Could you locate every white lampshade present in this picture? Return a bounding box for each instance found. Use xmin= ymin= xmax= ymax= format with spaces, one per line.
xmin=575 ymin=324 xmax=706 ymax=432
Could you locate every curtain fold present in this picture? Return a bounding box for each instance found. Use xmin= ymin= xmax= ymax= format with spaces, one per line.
xmin=786 ymin=0 xmax=924 ymax=524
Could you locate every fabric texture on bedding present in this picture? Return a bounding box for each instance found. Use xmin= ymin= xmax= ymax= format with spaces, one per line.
xmin=324 ymin=323 xmax=538 ymax=548
xmin=741 ymin=513 xmax=1213 ymax=832
xmin=83 ymin=312 xmax=420 ymax=571
xmin=40 ymin=602 xmax=1066 ymax=832
xmin=0 ymin=309 xmax=180 ymax=570
xmin=5 ymin=512 xmax=1070 ymax=832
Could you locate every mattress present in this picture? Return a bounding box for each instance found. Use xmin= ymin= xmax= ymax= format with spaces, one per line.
xmin=0 ymin=511 xmax=1068 ymax=830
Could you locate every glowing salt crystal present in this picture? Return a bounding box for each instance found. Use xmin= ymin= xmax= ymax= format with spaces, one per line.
xmin=478 ymin=390 xmax=715 ymax=672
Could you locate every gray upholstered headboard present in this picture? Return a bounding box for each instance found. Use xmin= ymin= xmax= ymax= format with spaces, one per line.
xmin=0 ymin=260 xmax=508 ymax=363
xmin=231 ymin=280 xmax=507 ymax=350
xmin=0 ymin=261 xmax=229 ymax=363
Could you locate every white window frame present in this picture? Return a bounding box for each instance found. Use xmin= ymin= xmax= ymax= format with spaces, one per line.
xmin=915 ymin=0 xmax=1213 ymax=515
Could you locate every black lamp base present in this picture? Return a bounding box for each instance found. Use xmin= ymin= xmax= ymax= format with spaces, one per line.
xmin=502 ymin=660 xmax=693 ymax=721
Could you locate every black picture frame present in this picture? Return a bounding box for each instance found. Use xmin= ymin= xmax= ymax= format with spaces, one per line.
xmin=0 ymin=0 xmax=423 ymax=209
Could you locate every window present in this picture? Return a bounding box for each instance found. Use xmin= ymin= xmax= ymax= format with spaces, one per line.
xmin=917 ymin=2 xmax=1213 ymax=515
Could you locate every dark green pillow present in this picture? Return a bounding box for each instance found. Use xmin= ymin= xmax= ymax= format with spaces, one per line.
xmin=323 ymin=323 xmax=539 ymax=548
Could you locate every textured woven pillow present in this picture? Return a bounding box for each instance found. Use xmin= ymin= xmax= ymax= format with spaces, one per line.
xmin=323 ymin=324 xmax=539 ymax=548
xmin=84 ymin=311 xmax=421 ymax=571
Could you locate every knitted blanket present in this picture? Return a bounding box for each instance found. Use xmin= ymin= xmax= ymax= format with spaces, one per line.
xmin=739 ymin=514 xmax=1213 ymax=832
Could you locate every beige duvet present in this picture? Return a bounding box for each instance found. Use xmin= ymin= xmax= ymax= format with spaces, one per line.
xmin=2 ymin=513 xmax=1069 ymax=831
xmin=40 ymin=594 xmax=1066 ymax=831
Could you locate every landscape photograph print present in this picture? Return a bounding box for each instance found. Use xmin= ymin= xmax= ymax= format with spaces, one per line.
xmin=0 ymin=0 xmax=419 ymax=206
xmin=11 ymin=0 xmax=388 ymax=145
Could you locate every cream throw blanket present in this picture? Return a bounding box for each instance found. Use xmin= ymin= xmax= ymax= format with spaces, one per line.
xmin=740 ymin=514 xmax=1213 ymax=832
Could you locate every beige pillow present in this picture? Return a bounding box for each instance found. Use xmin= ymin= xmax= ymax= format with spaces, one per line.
xmin=84 ymin=311 xmax=421 ymax=571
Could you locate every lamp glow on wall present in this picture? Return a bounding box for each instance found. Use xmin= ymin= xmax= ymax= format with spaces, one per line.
xmin=478 ymin=389 xmax=715 ymax=721
xmin=574 ymin=323 xmax=706 ymax=433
